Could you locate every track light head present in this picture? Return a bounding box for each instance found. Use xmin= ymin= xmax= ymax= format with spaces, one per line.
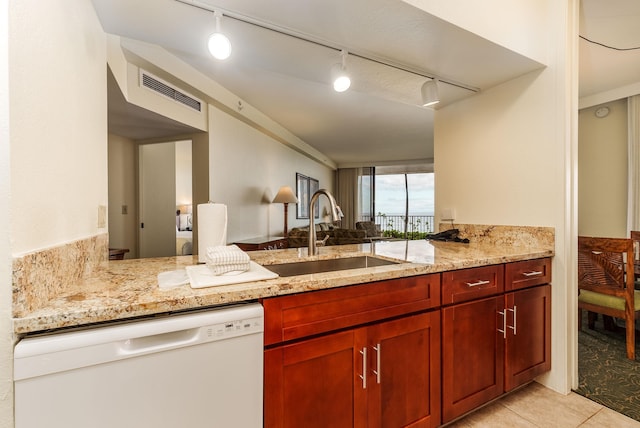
xmin=331 ymin=66 xmax=351 ymax=92
xmin=331 ymin=50 xmax=351 ymax=92
xmin=208 ymin=11 xmax=231 ymax=60
xmin=421 ymin=78 xmax=440 ymax=107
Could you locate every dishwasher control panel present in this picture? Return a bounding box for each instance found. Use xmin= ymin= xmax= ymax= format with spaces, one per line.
xmin=204 ymin=316 xmax=263 ymax=341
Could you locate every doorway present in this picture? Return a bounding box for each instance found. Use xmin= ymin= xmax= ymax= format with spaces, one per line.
xmin=138 ymin=140 xmax=193 ymax=258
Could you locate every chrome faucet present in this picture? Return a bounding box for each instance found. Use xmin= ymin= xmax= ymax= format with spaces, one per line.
xmin=308 ymin=189 xmax=342 ymax=256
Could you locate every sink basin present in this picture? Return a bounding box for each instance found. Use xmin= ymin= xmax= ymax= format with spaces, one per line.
xmin=265 ymin=256 xmax=399 ymax=277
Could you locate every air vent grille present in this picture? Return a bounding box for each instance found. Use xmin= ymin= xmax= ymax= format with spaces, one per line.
xmin=141 ymin=71 xmax=202 ymax=112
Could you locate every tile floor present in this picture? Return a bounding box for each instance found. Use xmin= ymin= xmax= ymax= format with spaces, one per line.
xmin=447 ymin=381 xmax=640 ymax=427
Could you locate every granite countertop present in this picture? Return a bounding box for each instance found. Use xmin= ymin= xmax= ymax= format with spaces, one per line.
xmin=12 ymin=238 xmax=553 ymax=335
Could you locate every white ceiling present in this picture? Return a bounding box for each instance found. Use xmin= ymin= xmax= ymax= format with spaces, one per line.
xmin=92 ymin=0 xmax=640 ymax=167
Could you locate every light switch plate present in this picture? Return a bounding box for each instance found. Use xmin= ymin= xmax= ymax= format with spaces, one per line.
xmin=98 ymin=205 xmax=107 ymax=228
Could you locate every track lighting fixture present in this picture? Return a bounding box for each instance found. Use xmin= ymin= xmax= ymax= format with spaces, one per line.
xmin=331 ymin=50 xmax=351 ymax=92
xmin=208 ymin=11 xmax=232 ymax=60
xmin=421 ymin=78 xmax=440 ymax=107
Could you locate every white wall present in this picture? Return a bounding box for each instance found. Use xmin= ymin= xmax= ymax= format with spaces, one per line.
xmin=9 ymin=0 xmax=107 ymax=255
xmin=434 ymin=0 xmax=577 ymax=393
xmin=0 ymin=1 xmax=13 ymax=425
xmin=209 ymin=106 xmax=334 ymax=242
xmin=578 ymin=99 xmax=628 ymax=237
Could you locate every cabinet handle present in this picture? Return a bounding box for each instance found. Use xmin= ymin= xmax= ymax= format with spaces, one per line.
xmin=372 ymin=343 xmax=381 ymax=384
xmin=465 ymin=279 xmax=491 ymax=287
xmin=497 ymin=310 xmax=507 ymax=339
xmin=507 ymin=306 xmax=517 ymax=335
xmin=522 ymin=270 xmax=543 ymax=277
xmin=359 ymin=347 xmax=367 ymax=389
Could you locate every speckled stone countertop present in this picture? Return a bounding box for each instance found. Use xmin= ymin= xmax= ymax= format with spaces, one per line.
xmin=13 ymin=237 xmax=553 ymax=335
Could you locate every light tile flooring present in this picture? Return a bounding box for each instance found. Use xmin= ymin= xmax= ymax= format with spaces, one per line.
xmin=447 ymin=382 xmax=640 ymax=427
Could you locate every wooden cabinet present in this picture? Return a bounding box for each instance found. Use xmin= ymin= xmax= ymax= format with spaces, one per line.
xmin=504 ymin=283 xmax=551 ymax=391
xmin=263 ymin=275 xmax=441 ymax=428
xmin=441 ymin=258 xmax=552 ymax=423
xmin=263 ymin=257 xmax=551 ymax=427
xmin=503 ymin=258 xmax=552 ymax=391
xmin=367 ymin=312 xmax=441 ymax=427
xmin=442 ymin=295 xmax=505 ymax=422
xmin=264 ymin=329 xmax=367 ymax=427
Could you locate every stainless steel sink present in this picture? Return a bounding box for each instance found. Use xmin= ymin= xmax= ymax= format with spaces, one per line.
xmin=265 ymin=256 xmax=399 ymax=277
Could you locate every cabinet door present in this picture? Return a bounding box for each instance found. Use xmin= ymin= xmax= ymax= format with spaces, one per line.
xmin=264 ymin=329 xmax=367 ymax=428
xmin=504 ymin=284 xmax=551 ymax=391
xmin=367 ymin=311 xmax=441 ymax=428
xmin=442 ymin=296 xmax=505 ymax=423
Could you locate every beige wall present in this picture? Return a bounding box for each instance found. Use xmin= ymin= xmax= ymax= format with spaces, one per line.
xmin=402 ymin=0 xmax=547 ymax=64
xmin=209 ymin=106 xmax=335 ymax=242
xmin=434 ymin=0 xmax=577 ymax=393
xmin=108 ymin=132 xmax=210 ymax=258
xmin=9 ymin=1 xmax=107 ymax=255
xmin=175 ymin=140 xmax=193 ymax=207
xmin=108 ymin=133 xmax=138 ymax=258
xmin=0 ymin=1 xmax=12 ymax=426
xmin=578 ymin=99 xmax=628 ymax=237
xmin=5 ymin=0 xmax=107 ymax=424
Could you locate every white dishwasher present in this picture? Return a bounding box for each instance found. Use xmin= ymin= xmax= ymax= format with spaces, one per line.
xmin=14 ymin=303 xmax=264 ymax=428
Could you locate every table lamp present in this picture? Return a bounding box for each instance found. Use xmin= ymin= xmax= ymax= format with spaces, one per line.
xmin=273 ymin=186 xmax=298 ymax=236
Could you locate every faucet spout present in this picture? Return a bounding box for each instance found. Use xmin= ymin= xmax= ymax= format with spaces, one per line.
xmin=308 ymin=189 xmax=341 ymax=256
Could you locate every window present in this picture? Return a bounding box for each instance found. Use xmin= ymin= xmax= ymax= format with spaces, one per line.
xmin=359 ymin=167 xmax=434 ymax=239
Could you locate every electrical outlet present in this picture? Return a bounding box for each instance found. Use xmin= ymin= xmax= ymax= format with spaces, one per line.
xmin=441 ymin=208 xmax=456 ymax=221
xmin=98 ymin=205 xmax=107 ymax=228
xmin=122 ymin=205 xmax=128 ymax=215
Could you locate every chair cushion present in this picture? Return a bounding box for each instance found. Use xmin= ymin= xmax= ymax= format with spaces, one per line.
xmin=578 ymin=289 xmax=640 ymax=311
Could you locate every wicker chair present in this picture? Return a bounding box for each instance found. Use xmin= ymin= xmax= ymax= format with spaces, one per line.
xmin=578 ymin=236 xmax=640 ymax=360
xmin=631 ymin=231 xmax=640 ymax=286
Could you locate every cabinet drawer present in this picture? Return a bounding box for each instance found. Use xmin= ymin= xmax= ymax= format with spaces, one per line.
xmin=262 ymin=274 xmax=440 ymax=346
xmin=442 ymin=265 xmax=504 ymax=305
xmin=505 ymin=258 xmax=551 ymax=291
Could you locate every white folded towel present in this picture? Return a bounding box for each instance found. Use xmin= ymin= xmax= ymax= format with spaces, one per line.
xmin=205 ymin=244 xmax=251 ymax=275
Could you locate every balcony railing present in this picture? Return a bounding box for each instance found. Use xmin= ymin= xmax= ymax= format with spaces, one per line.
xmin=360 ymin=214 xmax=435 ymax=239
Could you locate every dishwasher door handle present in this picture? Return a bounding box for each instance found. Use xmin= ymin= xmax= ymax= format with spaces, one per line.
xmin=118 ymin=328 xmax=200 ymax=356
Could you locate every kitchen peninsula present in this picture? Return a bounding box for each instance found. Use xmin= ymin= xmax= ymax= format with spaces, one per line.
xmin=12 ymin=224 xmax=554 ymax=427
xmin=13 ymin=225 xmax=554 ymax=334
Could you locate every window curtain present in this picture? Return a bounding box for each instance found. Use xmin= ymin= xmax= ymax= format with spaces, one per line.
xmin=335 ymin=168 xmax=361 ymax=229
xmin=628 ymin=95 xmax=640 ymax=233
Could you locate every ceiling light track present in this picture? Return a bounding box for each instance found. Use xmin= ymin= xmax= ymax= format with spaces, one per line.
xmin=175 ymin=0 xmax=479 ymax=93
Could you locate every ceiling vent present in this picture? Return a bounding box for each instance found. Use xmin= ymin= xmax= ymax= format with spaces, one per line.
xmin=140 ymin=70 xmax=202 ymax=112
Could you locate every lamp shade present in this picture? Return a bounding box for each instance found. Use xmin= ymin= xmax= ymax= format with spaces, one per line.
xmin=273 ymin=186 xmax=298 ymax=204
xmin=421 ymin=78 xmax=440 ymax=107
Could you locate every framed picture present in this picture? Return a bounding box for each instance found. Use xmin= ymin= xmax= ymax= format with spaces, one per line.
xmin=310 ymin=178 xmax=319 ymax=218
xmin=296 ymin=173 xmax=320 ymax=219
xmin=296 ymin=173 xmax=310 ymax=219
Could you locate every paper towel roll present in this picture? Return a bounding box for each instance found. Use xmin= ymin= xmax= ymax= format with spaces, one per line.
xmin=197 ymin=203 xmax=228 ymax=263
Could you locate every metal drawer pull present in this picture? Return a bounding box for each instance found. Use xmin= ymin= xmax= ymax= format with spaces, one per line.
xmin=497 ymin=310 xmax=507 ymax=339
xmin=465 ymin=279 xmax=491 ymax=287
xmin=522 ymin=270 xmax=543 ymax=277
xmin=360 ymin=347 xmax=367 ymax=389
xmin=372 ymin=343 xmax=381 ymax=384
xmin=507 ymin=306 xmax=517 ymax=335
